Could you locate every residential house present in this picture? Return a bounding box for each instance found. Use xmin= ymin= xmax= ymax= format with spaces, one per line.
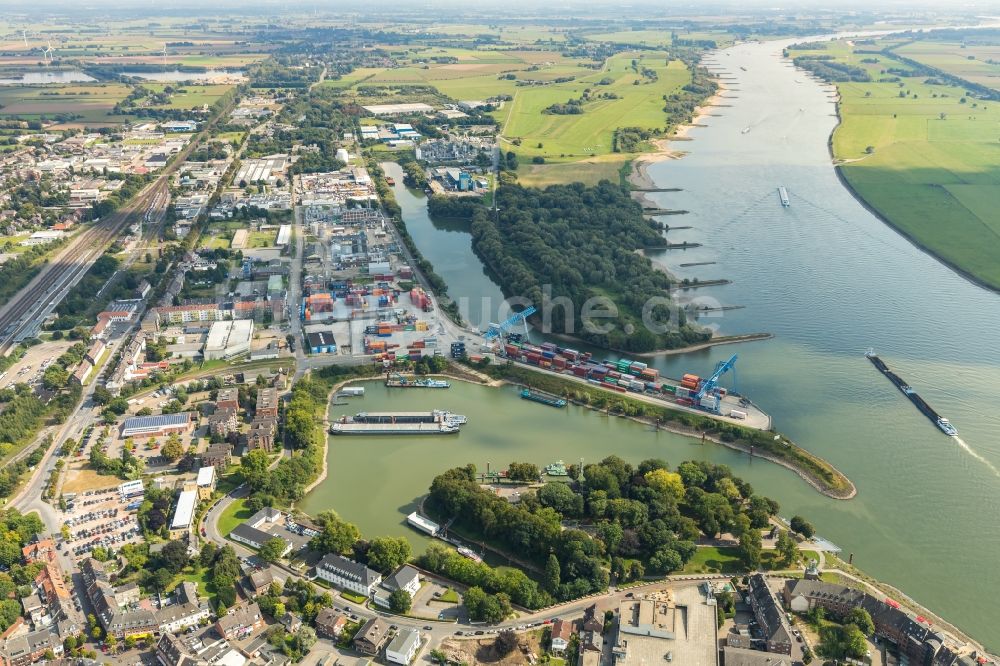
xmin=353 ymin=618 xmax=391 ymax=655
xmin=21 ymin=540 xmax=57 ymax=564
xmin=155 ymin=630 xmax=245 ymax=666
xmin=581 ymin=604 xmax=604 ymax=633
xmin=209 ymin=406 xmax=238 ymax=438
xmin=196 ymin=466 xmax=217 ymax=500
xmin=579 ymin=630 xmax=603 ymax=666
xmin=747 ymin=574 xmax=793 ymax=656
xmin=81 ymin=558 xmax=158 ymax=639
xmin=385 ymin=628 xmax=421 ymax=665
xmin=243 ymin=569 xmax=274 ymax=599
xmin=155 ymin=582 xmax=211 ymax=634
xmin=314 ymin=609 xmax=347 ymax=639
xmin=216 ymin=388 xmax=239 ymax=411
xmin=0 ymin=628 xmax=62 ymax=666
xmin=247 ymin=416 xmax=277 ymax=452
xmin=550 ymin=619 xmax=572 ymax=654
xmin=201 ymin=442 xmax=232 ymax=469
xmin=375 ymin=565 xmax=421 ymax=608
xmin=316 ymin=554 xmax=382 ymax=598
xmin=279 ymin=613 xmax=301 ymax=633
xmin=256 ymin=387 xmax=279 ymax=418
xmin=215 ymin=603 xmax=265 ymax=641
xmin=782 ymin=579 xmax=957 ymax=665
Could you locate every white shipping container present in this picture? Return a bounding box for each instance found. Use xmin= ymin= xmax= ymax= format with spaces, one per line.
xmin=729 ymin=409 xmax=747 ymax=420
xmin=699 ymin=395 xmax=719 ymax=409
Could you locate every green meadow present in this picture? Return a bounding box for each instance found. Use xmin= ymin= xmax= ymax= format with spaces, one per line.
xmin=790 ymin=40 xmax=1000 ymax=290
xmin=324 ymin=45 xmax=693 ymax=185
xmin=494 ymin=52 xmax=689 ymax=164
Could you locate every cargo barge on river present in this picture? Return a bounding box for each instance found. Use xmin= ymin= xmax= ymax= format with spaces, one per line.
xmin=329 ymin=410 xmax=468 ymax=435
xmin=521 ymin=388 xmax=566 ymax=408
xmin=385 ymin=374 xmax=450 ymax=389
xmin=865 ymin=350 xmax=957 ymax=436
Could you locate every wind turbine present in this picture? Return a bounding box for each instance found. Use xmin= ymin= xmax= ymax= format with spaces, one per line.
xmin=21 ymin=30 xmax=27 ymax=48
xmin=162 ymin=44 xmax=168 ymax=67
xmin=44 ymin=41 xmax=53 ymax=65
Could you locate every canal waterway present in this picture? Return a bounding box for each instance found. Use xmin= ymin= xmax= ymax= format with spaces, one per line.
xmin=312 ymin=39 xmax=1000 ymax=648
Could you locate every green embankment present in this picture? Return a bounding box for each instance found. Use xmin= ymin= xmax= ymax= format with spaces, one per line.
xmin=790 ymin=39 xmax=1000 ymax=290
xmin=478 ymin=361 xmax=856 ymax=499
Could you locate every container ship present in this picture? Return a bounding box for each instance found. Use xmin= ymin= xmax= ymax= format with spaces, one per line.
xmin=778 ymin=186 xmax=790 ymax=207
xmin=520 ymin=388 xmax=566 ymax=408
xmin=329 ymin=410 xmax=467 ymax=435
xmin=865 ymin=350 xmax=957 ymax=436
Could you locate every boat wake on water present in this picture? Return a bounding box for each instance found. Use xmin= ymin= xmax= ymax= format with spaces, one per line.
xmin=865 ymin=351 xmax=1000 ymax=478
xmin=952 ymin=436 xmax=1000 ymax=479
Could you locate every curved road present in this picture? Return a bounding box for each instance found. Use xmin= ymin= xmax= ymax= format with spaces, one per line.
xmin=201 ymin=487 xmax=731 ymax=649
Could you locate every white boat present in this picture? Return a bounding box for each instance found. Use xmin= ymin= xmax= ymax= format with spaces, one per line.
xmin=778 ymin=186 xmax=790 ymax=207
xmin=741 ymin=127 xmax=751 ymax=134
xmin=457 ymin=547 xmax=482 ymax=563
xmin=937 ymin=418 xmax=958 ymax=436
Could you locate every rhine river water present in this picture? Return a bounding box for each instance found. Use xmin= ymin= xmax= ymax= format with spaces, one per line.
xmin=303 ymin=39 xmax=1000 ymax=648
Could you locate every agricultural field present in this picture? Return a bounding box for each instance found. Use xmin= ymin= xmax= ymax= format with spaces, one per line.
xmin=495 ymin=52 xmax=690 ymax=162
xmin=790 ymin=39 xmax=1000 ymax=290
xmin=0 ymin=82 xmax=133 ymax=123
xmin=894 ymin=40 xmax=1000 ymax=91
xmin=141 ymin=83 xmax=234 ymax=109
xmin=326 ymin=42 xmax=693 ymax=184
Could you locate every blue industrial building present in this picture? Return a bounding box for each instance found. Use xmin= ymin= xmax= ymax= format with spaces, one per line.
xmin=308 ymin=331 xmax=337 ymax=354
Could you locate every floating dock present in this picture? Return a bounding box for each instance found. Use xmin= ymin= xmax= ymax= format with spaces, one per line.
xmin=865 ymin=351 xmax=957 ymax=436
xmin=521 ymin=388 xmax=566 ymax=408
xmin=406 ymin=511 xmax=440 ymax=536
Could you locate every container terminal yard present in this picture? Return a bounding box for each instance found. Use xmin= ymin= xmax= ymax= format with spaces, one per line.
xmin=493 ymin=337 xmax=772 ymax=430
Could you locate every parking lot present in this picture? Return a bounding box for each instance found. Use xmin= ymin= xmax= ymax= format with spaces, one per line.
xmin=0 ymin=339 xmax=75 ymax=389
xmin=62 ymin=487 xmax=144 ymax=560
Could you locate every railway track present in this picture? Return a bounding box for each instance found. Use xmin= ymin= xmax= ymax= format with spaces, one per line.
xmin=0 ymin=94 xmax=236 ymax=355
xmin=0 ymin=180 xmax=166 ymax=353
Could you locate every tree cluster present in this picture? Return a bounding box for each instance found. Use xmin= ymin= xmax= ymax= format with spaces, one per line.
xmin=465 ymin=181 xmax=709 ymax=351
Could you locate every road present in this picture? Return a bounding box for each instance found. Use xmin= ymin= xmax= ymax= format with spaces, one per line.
xmin=201 ymin=487 xmax=729 ymax=652
xmin=0 ymin=93 xmax=239 ymax=354
xmin=0 ymin=180 xmax=168 ymax=351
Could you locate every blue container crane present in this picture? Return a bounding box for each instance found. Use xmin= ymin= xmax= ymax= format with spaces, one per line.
xmin=694 ymin=354 xmax=738 ymax=402
xmin=484 ymin=306 xmax=537 ymax=341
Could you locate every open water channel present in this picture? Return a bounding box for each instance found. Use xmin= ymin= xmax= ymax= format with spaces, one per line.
xmin=303 ymin=38 xmax=1000 ymax=647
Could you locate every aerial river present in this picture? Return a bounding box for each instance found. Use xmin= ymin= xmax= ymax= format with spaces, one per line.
xmin=306 ymin=39 xmax=1000 ymax=648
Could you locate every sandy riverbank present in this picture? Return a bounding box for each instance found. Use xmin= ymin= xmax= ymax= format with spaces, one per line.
xmin=628 ymin=85 xmax=728 ymax=195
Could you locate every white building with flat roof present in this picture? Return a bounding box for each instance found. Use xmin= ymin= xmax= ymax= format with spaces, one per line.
xmin=170 ymin=490 xmax=199 ymax=539
xmin=196 ymin=466 xmax=216 ymax=499
xmin=386 ymin=628 xmax=421 ymax=665
xmin=204 ymin=319 xmax=254 ymax=360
